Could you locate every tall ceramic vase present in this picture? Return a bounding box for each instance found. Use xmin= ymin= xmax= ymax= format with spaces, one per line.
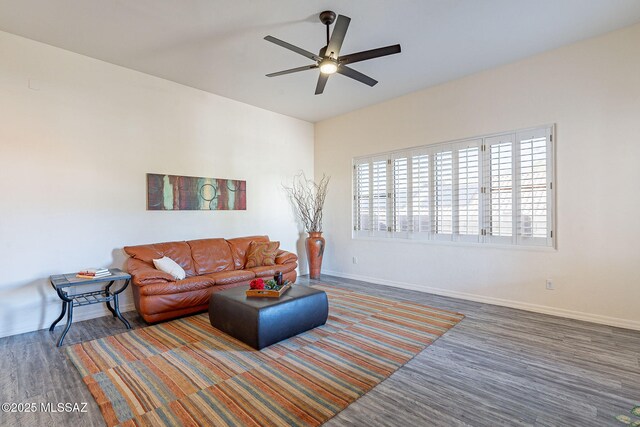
xmin=305 ymin=231 xmax=325 ymax=280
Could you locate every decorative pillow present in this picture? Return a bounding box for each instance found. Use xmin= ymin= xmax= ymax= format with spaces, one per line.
xmin=152 ymin=256 xmax=186 ymax=280
xmin=245 ymin=241 xmax=280 ymax=268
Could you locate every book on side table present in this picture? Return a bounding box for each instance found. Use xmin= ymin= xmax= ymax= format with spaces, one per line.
xmin=76 ymin=268 xmax=111 ymax=279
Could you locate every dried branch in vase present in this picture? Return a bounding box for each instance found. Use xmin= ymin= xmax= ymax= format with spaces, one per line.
xmin=284 ymin=172 xmax=330 ymax=233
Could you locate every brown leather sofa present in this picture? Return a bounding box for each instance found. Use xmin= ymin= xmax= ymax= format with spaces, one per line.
xmin=124 ymin=235 xmax=298 ymax=323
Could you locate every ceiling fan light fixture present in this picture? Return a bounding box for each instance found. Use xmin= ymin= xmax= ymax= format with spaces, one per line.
xmin=319 ymin=59 xmax=338 ymax=75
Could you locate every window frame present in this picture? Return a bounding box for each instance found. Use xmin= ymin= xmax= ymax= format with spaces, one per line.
xmin=352 ymin=124 xmax=556 ymax=249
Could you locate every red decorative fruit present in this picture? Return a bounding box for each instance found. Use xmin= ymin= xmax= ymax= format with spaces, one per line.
xmin=249 ymin=278 xmax=265 ymax=290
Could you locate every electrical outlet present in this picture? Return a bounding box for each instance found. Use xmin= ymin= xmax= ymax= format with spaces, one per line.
xmin=352 ymin=256 xmax=358 ymax=264
xmin=546 ymin=279 xmax=554 ymax=290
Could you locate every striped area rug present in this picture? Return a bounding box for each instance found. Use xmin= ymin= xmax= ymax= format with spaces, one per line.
xmin=66 ymin=285 xmax=464 ymax=426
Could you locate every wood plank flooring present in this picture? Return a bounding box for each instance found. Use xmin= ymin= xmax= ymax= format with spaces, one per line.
xmin=1 ymin=275 xmax=638 ymax=426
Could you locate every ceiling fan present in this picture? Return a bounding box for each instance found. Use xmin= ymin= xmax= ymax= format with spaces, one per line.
xmin=264 ymin=10 xmax=401 ymax=95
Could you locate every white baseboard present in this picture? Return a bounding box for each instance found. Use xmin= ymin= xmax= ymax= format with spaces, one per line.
xmin=323 ymin=270 xmax=640 ymax=331
xmin=0 ymin=301 xmax=137 ymax=339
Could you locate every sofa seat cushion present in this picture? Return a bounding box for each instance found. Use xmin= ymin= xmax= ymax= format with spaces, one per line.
xmin=187 ymin=238 xmax=235 ymax=274
xmin=205 ymin=270 xmax=255 ymax=285
xmin=136 ymin=289 xmax=211 ymax=317
xmin=247 ymin=263 xmax=296 ymax=278
xmin=226 ymin=235 xmax=269 ymax=269
xmin=140 ymin=276 xmax=215 ymax=296
xmin=124 ymin=241 xmax=196 ymax=277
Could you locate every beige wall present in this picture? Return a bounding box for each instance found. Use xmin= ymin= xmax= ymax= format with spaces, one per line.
xmin=0 ymin=31 xmax=313 ymax=337
xmin=315 ymin=24 xmax=640 ymax=329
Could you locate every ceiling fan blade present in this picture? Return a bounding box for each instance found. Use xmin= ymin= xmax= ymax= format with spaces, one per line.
xmin=326 ymin=15 xmax=351 ymax=59
xmin=339 ymin=44 xmax=401 ymax=65
xmin=264 ymin=35 xmax=322 ymax=61
xmin=337 ymin=65 xmax=378 ymax=87
xmin=315 ymin=73 xmax=329 ymax=95
xmin=266 ymin=65 xmax=318 ymax=77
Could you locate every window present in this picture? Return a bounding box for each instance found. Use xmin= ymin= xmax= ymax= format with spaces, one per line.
xmin=484 ymin=134 xmax=514 ymax=244
xmin=456 ymin=141 xmax=481 ymax=240
xmin=353 ymin=125 xmax=555 ymax=247
xmin=372 ymin=156 xmax=388 ymax=234
xmin=434 ymin=150 xmax=453 ymax=237
xmin=411 ymin=152 xmax=430 ymax=236
xmin=392 ymin=155 xmax=408 ymax=234
xmin=517 ymin=128 xmax=552 ymax=246
xmin=353 ymin=160 xmax=370 ymax=233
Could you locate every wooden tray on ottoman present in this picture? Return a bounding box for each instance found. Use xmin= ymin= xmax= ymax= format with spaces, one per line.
xmin=246 ymin=282 xmax=291 ymax=298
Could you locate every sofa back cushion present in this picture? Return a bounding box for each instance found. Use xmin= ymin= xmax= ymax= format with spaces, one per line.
xmin=226 ymin=235 xmax=269 ymax=269
xmin=124 ymin=241 xmax=196 ymax=277
xmin=187 ymin=238 xmax=234 ymax=275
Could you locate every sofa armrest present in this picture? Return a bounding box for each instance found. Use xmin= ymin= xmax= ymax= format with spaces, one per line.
xmin=275 ymin=249 xmax=298 ymax=265
xmin=126 ymin=258 xmax=175 ymax=286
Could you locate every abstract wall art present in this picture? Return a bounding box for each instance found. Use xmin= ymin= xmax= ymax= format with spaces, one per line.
xmin=147 ymin=173 xmax=246 ymax=210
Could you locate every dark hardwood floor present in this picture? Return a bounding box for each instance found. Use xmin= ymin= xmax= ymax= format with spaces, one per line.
xmin=1 ymin=275 xmax=638 ymax=426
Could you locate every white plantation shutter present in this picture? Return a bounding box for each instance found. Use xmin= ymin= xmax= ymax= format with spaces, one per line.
xmin=371 ymin=156 xmax=389 ymax=236
xmin=433 ymin=150 xmax=454 ymax=239
xmin=353 ymin=159 xmax=371 ymax=237
xmin=411 ymin=150 xmax=430 ymax=238
xmin=484 ymin=134 xmax=515 ymax=244
xmin=353 ymin=125 xmax=554 ymax=247
xmin=516 ymin=128 xmax=553 ymax=246
xmin=392 ymin=155 xmax=409 ymax=236
xmin=456 ymin=140 xmax=482 ymax=242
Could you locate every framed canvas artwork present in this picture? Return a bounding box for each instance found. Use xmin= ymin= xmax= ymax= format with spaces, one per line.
xmin=147 ymin=173 xmax=246 ymax=210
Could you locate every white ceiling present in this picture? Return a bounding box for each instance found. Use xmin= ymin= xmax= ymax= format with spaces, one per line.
xmin=1 ymin=0 xmax=640 ymax=122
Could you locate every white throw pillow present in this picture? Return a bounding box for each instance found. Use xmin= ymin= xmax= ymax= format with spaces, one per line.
xmin=153 ymin=256 xmax=186 ymax=280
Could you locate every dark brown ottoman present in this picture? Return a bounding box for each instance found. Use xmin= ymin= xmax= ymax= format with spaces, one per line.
xmin=208 ymin=285 xmax=329 ymax=350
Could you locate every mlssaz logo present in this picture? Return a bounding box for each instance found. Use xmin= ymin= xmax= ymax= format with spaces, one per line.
xmin=40 ymin=402 xmax=89 ymax=413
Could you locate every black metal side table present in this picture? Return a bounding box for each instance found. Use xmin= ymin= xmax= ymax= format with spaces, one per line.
xmin=49 ymin=268 xmax=132 ymax=347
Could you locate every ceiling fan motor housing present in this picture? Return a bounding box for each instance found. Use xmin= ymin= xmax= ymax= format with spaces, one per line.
xmin=319 ymin=11 xmax=336 ymax=26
